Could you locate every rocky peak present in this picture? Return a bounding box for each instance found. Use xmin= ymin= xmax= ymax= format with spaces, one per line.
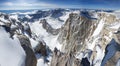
xmin=51 ymin=10 xmax=120 ymax=66
xmin=58 ymin=13 xmax=97 ymax=53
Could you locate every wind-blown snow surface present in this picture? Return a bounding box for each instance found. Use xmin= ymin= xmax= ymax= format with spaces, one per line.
xmin=0 ymin=27 xmax=26 ymax=66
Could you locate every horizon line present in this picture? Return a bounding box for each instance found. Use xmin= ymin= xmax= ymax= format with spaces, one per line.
xmin=0 ymin=8 xmax=117 ymax=10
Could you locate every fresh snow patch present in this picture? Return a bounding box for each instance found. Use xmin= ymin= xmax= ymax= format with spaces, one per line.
xmin=110 ymin=22 xmax=120 ymax=29
xmin=37 ymin=59 xmax=48 ymax=66
xmin=30 ymin=21 xmax=48 ymax=36
xmin=30 ymin=38 xmax=38 ymax=48
xmin=94 ymin=45 xmax=104 ymax=66
xmin=92 ymin=19 xmax=104 ymax=36
xmin=59 ymin=12 xmax=71 ymax=22
xmin=43 ymin=35 xmax=62 ymax=51
xmin=11 ymin=24 xmax=17 ymax=29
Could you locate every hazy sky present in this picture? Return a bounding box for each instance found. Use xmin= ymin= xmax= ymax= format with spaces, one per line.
xmin=0 ymin=0 xmax=120 ymax=10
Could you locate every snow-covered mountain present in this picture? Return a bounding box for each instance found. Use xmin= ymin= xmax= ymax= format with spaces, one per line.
xmin=0 ymin=8 xmax=120 ymax=66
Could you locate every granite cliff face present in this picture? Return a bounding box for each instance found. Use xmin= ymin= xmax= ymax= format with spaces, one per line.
xmin=50 ymin=11 xmax=120 ymax=66
xmin=58 ymin=12 xmax=97 ymax=53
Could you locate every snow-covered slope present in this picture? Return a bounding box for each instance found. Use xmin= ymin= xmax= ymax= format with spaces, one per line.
xmin=0 ymin=27 xmax=26 ymax=66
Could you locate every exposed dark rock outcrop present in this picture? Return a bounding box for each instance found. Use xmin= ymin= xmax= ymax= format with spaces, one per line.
xmin=34 ymin=41 xmax=47 ymax=56
xmin=81 ymin=57 xmax=90 ymax=66
xmin=40 ymin=19 xmax=60 ymax=35
xmin=17 ymin=35 xmax=37 ymax=66
xmin=1 ymin=24 xmax=11 ymax=32
xmin=17 ymin=35 xmax=32 ymax=48
xmin=34 ymin=40 xmax=52 ymax=63
xmin=23 ymin=23 xmax=32 ymax=37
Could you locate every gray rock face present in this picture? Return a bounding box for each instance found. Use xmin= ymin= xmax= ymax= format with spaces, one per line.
xmin=50 ymin=12 xmax=97 ymax=66
xmin=22 ymin=45 xmax=37 ymax=66
xmin=102 ymin=28 xmax=120 ymax=66
xmin=104 ymin=51 xmax=120 ymax=66
xmin=114 ymin=27 xmax=120 ymax=44
xmin=50 ymin=48 xmax=81 ymax=66
xmin=17 ymin=35 xmax=32 ymax=48
xmin=50 ymin=11 xmax=120 ymax=66
xmin=23 ymin=23 xmax=32 ymax=37
xmin=58 ymin=13 xmax=97 ymax=53
xmin=34 ymin=41 xmax=47 ymax=56
xmin=40 ymin=19 xmax=60 ymax=35
xmin=17 ymin=35 xmax=37 ymax=66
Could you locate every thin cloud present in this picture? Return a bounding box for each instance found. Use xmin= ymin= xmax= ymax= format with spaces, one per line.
xmin=0 ymin=2 xmax=60 ymax=10
xmin=0 ymin=1 xmax=82 ymax=10
xmin=2 ymin=2 xmax=57 ymax=7
xmin=4 ymin=2 xmax=13 ymax=6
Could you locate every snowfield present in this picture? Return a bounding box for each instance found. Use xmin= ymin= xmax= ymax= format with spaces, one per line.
xmin=0 ymin=27 xmax=26 ymax=66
